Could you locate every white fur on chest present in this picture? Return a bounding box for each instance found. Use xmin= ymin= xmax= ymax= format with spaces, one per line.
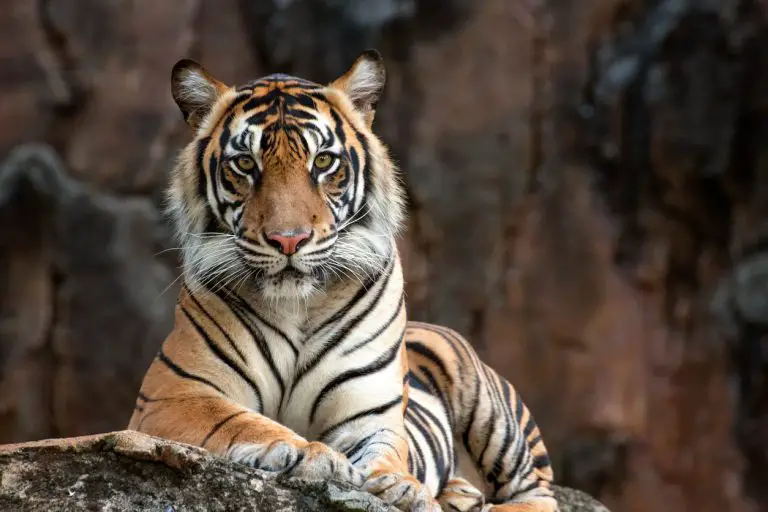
xmin=243 ymin=272 xmax=405 ymax=440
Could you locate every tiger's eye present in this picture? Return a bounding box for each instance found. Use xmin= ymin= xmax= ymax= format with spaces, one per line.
xmin=236 ymin=156 xmax=256 ymax=171
xmin=314 ymin=153 xmax=334 ymax=170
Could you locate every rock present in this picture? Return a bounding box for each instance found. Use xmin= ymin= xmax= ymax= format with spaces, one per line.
xmin=554 ymin=487 xmax=611 ymax=512
xmin=0 ymin=431 xmax=609 ymax=511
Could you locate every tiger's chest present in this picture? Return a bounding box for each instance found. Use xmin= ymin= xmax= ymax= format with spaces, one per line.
xmin=247 ymin=303 xmax=349 ymax=438
xmin=236 ymin=278 xmax=405 ymax=440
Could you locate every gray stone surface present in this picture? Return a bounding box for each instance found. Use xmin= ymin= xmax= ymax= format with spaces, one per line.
xmin=0 ymin=431 xmax=609 ymax=512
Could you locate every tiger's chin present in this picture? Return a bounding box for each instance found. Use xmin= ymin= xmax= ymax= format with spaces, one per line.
xmin=258 ymin=268 xmax=320 ymax=302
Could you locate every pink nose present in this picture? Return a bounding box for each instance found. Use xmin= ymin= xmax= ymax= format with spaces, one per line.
xmin=265 ymin=229 xmax=312 ymax=255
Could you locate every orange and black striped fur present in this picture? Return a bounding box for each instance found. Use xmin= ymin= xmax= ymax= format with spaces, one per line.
xmin=128 ymin=50 xmax=557 ymax=511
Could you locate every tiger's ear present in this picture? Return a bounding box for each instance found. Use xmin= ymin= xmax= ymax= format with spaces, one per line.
xmin=329 ymin=50 xmax=385 ymax=127
xmin=171 ymin=59 xmax=229 ymax=130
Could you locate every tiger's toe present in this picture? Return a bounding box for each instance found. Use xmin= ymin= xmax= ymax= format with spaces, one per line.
xmin=362 ymin=470 xmax=440 ymax=512
xmin=438 ymin=477 xmax=485 ymax=511
xmin=228 ymin=440 xmax=363 ymax=488
xmin=285 ymin=441 xmax=364 ymax=487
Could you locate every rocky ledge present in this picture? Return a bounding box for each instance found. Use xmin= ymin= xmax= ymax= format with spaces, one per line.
xmin=0 ymin=431 xmax=610 ymax=511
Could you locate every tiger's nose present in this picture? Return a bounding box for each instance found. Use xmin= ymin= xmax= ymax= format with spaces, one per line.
xmin=264 ymin=229 xmax=312 ymax=255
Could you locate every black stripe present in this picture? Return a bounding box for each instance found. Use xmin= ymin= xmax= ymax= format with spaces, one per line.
xmin=196 ymin=136 xmax=211 ymax=200
xmin=158 ymin=349 xmax=226 ymax=396
xmin=350 ymin=441 xmax=398 ymax=465
xmin=343 ymin=431 xmax=378 ymax=461
xmin=217 ymin=112 xmax=235 ymax=152
xmin=222 ymin=299 xmax=285 ymax=396
xmin=357 ymin=130 xmax=371 ymax=204
xmin=503 ymin=436 xmax=528 ymax=490
xmin=501 ymin=478 xmax=540 ymax=501
xmin=212 ymin=293 xmax=287 ymax=397
xmin=319 ymin=395 xmax=402 ymax=442
xmin=404 ymin=410 xmax=428 ymax=483
xmin=230 ymin=131 xmax=249 ymax=152
xmin=485 ymin=366 xmax=514 ymax=483
xmin=201 ymin=411 xmax=248 ymax=447
xmin=308 ymin=262 xmax=381 ymax=337
xmin=460 ymin=373 xmax=482 ymax=458
xmin=342 ymin=292 xmax=404 ymax=355
xmin=226 ymin=423 xmax=252 ymax=452
xmin=313 ymin=228 xmax=338 ymax=245
xmin=523 ymin=413 xmax=537 ymax=438
xmin=180 ymin=306 xmax=263 ymax=406
xmin=348 ymin=146 xmax=360 ymax=184
xmin=407 ymin=371 xmax=430 ymax=393
xmin=244 ymin=110 xmax=269 ymax=126
xmin=532 ymin=453 xmax=551 ymax=469
xmin=477 ymin=368 xmax=501 ymax=473
xmin=295 ymin=257 xmax=395 ymax=387
xmin=185 ymin=287 xmax=248 ymax=364
xmin=411 ymin=322 xmax=473 ymax=367
xmin=310 ymin=339 xmax=401 ymax=424
xmin=215 ymin=286 xmax=299 ymax=357
xmin=405 ymin=340 xmax=454 ymax=386
xmin=286 ymin=108 xmax=318 ymax=121
xmin=408 ymin=399 xmax=451 ymax=491
xmin=294 ymin=93 xmax=317 ymax=109
xmin=209 ymin=150 xmax=228 ymax=222
xmin=329 ymin=108 xmax=347 ymax=146
xmin=416 ymin=364 xmax=455 ymax=432
xmin=242 ymin=87 xmax=282 ymax=112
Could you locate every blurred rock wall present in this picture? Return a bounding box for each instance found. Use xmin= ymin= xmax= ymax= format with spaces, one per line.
xmin=1 ymin=1 xmax=766 ymax=511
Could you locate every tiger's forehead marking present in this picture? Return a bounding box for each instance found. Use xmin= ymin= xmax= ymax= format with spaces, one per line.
xmin=211 ymin=80 xmax=344 ymax=163
xmin=200 ymin=74 xmax=367 ymax=218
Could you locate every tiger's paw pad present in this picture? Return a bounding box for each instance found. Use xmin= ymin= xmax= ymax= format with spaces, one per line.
xmin=438 ymin=477 xmax=485 ymax=512
xmin=362 ymin=470 xmax=441 ymax=512
xmin=229 ymin=440 xmax=363 ymax=487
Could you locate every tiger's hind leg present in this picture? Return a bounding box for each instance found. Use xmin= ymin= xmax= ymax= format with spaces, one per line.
xmin=437 ymin=477 xmax=485 ymax=512
xmin=405 ymin=322 xmax=558 ymax=512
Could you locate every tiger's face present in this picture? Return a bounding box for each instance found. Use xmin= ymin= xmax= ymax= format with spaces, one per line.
xmin=168 ymin=51 xmax=405 ymax=301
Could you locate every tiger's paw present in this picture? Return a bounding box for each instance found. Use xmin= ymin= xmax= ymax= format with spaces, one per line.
xmin=229 ymin=440 xmax=364 ymax=487
xmin=362 ymin=470 xmax=441 ymax=512
xmin=438 ymin=477 xmax=485 ymax=511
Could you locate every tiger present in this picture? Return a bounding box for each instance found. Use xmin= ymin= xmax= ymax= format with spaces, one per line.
xmin=127 ymin=49 xmax=557 ymax=512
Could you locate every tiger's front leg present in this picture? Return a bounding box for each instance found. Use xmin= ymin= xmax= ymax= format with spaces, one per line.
xmin=127 ymin=304 xmax=363 ymax=489
xmin=314 ymin=347 xmax=440 ymax=512
xmin=131 ymin=389 xmax=364 ymax=488
xmin=131 ymin=389 xmax=364 ymax=487
xmin=325 ymin=415 xmax=440 ymax=512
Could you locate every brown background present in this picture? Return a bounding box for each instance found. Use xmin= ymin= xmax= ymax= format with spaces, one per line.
xmin=1 ymin=1 xmax=766 ymax=511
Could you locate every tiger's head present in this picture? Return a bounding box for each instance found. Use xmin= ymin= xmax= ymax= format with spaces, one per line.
xmin=167 ymin=50 xmax=405 ymax=301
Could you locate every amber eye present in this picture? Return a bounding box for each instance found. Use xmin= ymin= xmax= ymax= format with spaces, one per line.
xmin=314 ymin=153 xmax=335 ymax=170
xmin=235 ymin=156 xmax=256 ymax=171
